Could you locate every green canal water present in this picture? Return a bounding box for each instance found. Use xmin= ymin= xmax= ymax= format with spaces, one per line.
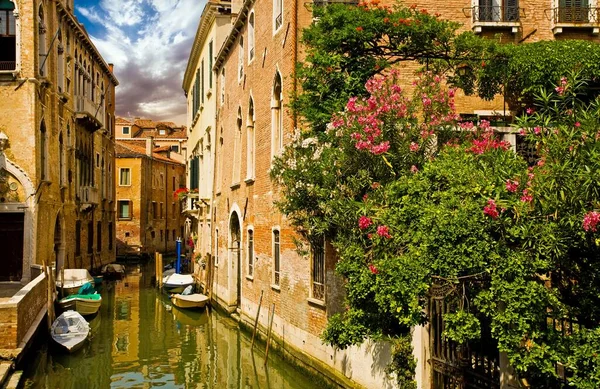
xmin=21 ymin=263 xmax=322 ymax=389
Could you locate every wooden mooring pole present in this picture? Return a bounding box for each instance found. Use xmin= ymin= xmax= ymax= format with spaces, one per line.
xmin=250 ymin=290 xmax=263 ymax=349
xmin=264 ymin=303 xmax=275 ymax=366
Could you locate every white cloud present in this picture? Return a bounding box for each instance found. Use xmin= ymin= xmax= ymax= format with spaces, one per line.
xmin=76 ymin=0 xmax=206 ymax=123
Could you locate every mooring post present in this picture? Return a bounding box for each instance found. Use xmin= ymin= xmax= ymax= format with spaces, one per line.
xmin=176 ymin=238 xmax=182 ymax=274
xmin=264 ymin=303 xmax=275 ymax=365
xmin=251 ymin=290 xmax=264 ymax=349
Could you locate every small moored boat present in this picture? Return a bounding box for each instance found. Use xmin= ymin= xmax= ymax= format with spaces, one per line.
xmin=50 ymin=310 xmax=90 ymax=353
xmin=162 ymin=270 xmax=194 ymax=293
xmin=171 ymin=293 xmax=209 ymax=309
xmin=58 ymin=293 xmax=102 ymax=316
xmin=56 ymin=269 xmax=94 ymax=297
xmin=101 ymin=263 xmax=126 ymax=279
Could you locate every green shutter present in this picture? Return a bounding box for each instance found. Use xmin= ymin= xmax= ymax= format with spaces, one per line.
xmin=0 ymin=0 xmax=15 ymax=11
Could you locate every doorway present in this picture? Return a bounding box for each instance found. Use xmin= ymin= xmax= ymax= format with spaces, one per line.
xmin=0 ymin=212 xmax=24 ymax=281
xmin=229 ymin=212 xmax=241 ymax=307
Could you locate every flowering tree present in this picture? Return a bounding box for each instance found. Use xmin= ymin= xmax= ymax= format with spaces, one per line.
xmin=274 ymin=69 xmax=600 ymax=387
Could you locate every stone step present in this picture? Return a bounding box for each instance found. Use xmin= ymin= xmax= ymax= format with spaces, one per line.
xmin=4 ymin=370 xmax=22 ymax=389
xmin=0 ymin=363 xmax=12 ymax=388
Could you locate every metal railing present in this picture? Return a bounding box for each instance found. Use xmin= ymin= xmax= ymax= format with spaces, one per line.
xmin=553 ymin=6 xmax=598 ymax=23
xmin=0 ymin=61 xmax=15 ymax=71
xmin=473 ymin=5 xmax=521 ymax=23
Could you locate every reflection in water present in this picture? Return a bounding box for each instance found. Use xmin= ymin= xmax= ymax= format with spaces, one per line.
xmin=22 ymin=262 xmax=318 ymax=389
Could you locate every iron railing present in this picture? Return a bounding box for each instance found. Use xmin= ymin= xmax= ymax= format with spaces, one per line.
xmin=553 ymin=6 xmax=598 ymax=23
xmin=0 ymin=61 xmax=15 ymax=71
xmin=473 ymin=5 xmax=521 ymax=23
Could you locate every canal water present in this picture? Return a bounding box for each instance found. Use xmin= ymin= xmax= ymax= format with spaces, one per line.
xmin=21 ymin=262 xmax=322 ymax=389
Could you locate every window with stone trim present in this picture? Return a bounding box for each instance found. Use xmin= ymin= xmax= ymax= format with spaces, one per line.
xmin=119 ymin=168 xmax=131 ymax=186
xmin=0 ymin=0 xmax=16 ymax=71
xmin=247 ymin=228 xmax=254 ymax=277
xmin=273 ymin=229 xmax=280 ymax=286
xmin=238 ymin=37 xmax=244 ymax=81
xmin=246 ymin=97 xmax=255 ymax=180
xmin=248 ymin=12 xmax=255 ymax=62
xmin=274 ymin=0 xmax=283 ymax=31
xmin=118 ymin=200 xmax=132 ymax=219
xmin=311 ymin=236 xmax=326 ymax=301
xmin=271 ymin=72 xmax=283 ymax=159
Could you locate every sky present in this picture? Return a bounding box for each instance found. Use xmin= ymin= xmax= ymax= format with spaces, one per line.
xmin=75 ymin=0 xmax=206 ymax=126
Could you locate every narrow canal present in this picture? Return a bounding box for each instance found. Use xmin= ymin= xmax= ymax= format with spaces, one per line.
xmin=21 ymin=262 xmax=322 ymax=388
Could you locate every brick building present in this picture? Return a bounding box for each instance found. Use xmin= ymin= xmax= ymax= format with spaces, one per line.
xmin=115 ymin=139 xmax=186 ymax=258
xmin=184 ymin=0 xmax=600 ymax=388
xmin=115 ymin=117 xmax=188 ymax=164
xmin=0 ymin=0 xmax=118 ymax=282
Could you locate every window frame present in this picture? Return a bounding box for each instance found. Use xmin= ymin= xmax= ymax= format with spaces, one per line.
xmin=238 ymin=37 xmax=244 ymax=82
xmin=248 ymin=12 xmax=255 ymax=63
xmin=118 ymin=199 xmax=132 ymax=220
xmin=122 ymin=126 xmax=130 ymax=135
xmin=272 ymin=227 xmax=281 ymax=288
xmin=273 ymin=0 xmax=283 ymax=33
xmin=119 ymin=167 xmax=131 ymax=186
xmin=310 ymin=236 xmax=326 ymax=303
xmin=247 ymin=227 xmax=254 ymax=278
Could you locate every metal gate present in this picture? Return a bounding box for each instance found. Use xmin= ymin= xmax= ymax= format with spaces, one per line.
xmin=429 ymin=282 xmax=500 ymax=389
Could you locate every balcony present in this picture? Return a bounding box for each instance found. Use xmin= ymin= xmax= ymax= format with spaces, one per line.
xmin=551 ymin=7 xmax=600 ymax=34
xmin=79 ymin=186 xmax=99 ymax=206
xmin=471 ymin=5 xmax=521 ymax=33
xmin=75 ymin=95 xmax=105 ymax=132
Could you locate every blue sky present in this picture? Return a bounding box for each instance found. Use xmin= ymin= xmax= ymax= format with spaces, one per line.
xmin=75 ymin=0 xmax=206 ymax=125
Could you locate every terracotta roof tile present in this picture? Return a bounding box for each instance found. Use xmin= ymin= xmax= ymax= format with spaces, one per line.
xmin=115 ymin=140 xmax=184 ymax=165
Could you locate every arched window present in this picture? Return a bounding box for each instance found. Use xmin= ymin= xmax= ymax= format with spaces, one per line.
xmin=0 ymin=0 xmax=17 ymax=72
xmin=38 ymin=4 xmax=46 ymax=76
xmin=246 ymin=97 xmax=255 ymax=180
xmin=40 ymin=120 xmax=47 ymax=181
xmin=57 ymin=29 xmax=64 ymax=93
xmin=216 ymin=128 xmax=223 ymax=192
xmin=248 ymin=12 xmax=255 ymax=62
xmin=271 ymin=71 xmax=283 ymax=159
xmin=232 ymin=107 xmax=242 ymax=185
xmin=238 ymin=37 xmax=244 ymax=81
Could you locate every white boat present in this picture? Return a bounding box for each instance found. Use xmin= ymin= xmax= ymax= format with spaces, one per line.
xmin=162 ymin=270 xmax=194 ymax=293
xmin=171 ymin=293 xmax=209 ymax=309
xmin=101 ymin=263 xmax=126 ymax=279
xmin=55 ymin=269 xmax=94 ymax=297
xmin=50 ymin=310 xmax=90 ymax=353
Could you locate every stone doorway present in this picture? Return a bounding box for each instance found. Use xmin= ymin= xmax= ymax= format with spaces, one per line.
xmin=229 ymin=212 xmax=241 ymax=307
xmin=0 ymin=212 xmax=24 ymax=281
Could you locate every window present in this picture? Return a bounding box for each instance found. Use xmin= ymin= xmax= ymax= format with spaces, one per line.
xmin=172 ymin=176 xmax=176 ymax=191
xmin=57 ymin=30 xmax=64 ymax=93
xmin=38 ymin=5 xmax=46 ymax=76
xmin=152 ymin=202 xmax=158 ymax=219
xmin=108 ymin=222 xmax=113 ymax=250
xmin=87 ymin=222 xmax=93 ymax=254
xmin=209 ymin=40 xmax=213 ymax=88
xmin=249 ymin=12 xmax=255 ymax=62
xmin=172 ymin=202 xmax=176 ymax=216
xmin=97 ymin=221 xmax=102 ymax=252
xmin=75 ymin=220 xmax=81 ymax=256
xmin=160 ymin=202 xmax=163 ymax=219
xmin=201 ymin=59 xmax=205 ymax=103
xmin=122 ymin=126 xmax=130 ymax=135
xmin=171 ymin=145 xmax=179 ymax=153
xmin=247 ymin=229 xmax=254 ymax=277
xmin=160 ymin=230 xmax=163 ymax=242
xmin=59 ymin=132 xmax=65 ymax=186
xmin=238 ymin=37 xmax=244 ymax=81
xmin=119 ymin=168 xmax=131 ymax=186
xmin=189 ymin=156 xmax=199 ymax=190
xmin=0 ymin=0 xmax=17 ymax=71
xmin=159 ymin=129 xmax=166 ymax=135
xmin=232 ymin=107 xmax=242 ymax=184
xmin=476 ymin=0 xmax=519 ymax=22
xmin=40 ymin=120 xmax=47 ymax=180
xmin=271 ymin=72 xmax=283 ymax=159
xmin=273 ymin=229 xmax=280 ymax=286
xmin=557 ymin=0 xmax=590 ymax=23
xmin=274 ymin=0 xmax=283 ymax=31
xmin=220 ymin=69 xmax=225 ymax=105
xmin=118 ymin=200 xmax=131 ymax=219
xmin=246 ymin=97 xmax=255 ymax=180
xmin=311 ymin=236 xmax=326 ymax=301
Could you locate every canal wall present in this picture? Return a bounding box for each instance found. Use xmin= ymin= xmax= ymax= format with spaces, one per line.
xmin=211 ymin=298 xmax=397 ymax=389
xmin=0 ymin=273 xmax=48 ymax=360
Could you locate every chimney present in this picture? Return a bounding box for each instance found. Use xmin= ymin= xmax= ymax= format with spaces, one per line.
xmin=146 ymin=136 xmax=154 ymax=156
xmin=108 ymin=63 xmax=114 ymax=73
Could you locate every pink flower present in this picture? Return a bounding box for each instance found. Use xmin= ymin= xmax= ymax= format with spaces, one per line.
xmin=519 ymin=128 xmax=527 ymax=136
xmin=534 ymin=127 xmax=541 ymax=135
xmin=410 ymin=165 xmax=419 ymax=173
xmin=506 ymin=179 xmax=519 ymax=193
xmin=371 ymin=182 xmax=381 ymax=189
xmin=561 ymin=77 xmax=568 ymax=86
xmin=555 ymin=86 xmax=565 ymax=95
xmin=371 ymin=141 xmax=390 ymax=155
xmin=369 ymin=264 xmax=379 ymax=274
xmin=526 ymin=108 xmax=535 ymax=114
xmin=521 ymin=189 xmax=533 ymax=203
xmin=409 ymin=142 xmax=419 ymax=152
xmin=483 ymin=199 xmax=499 ymax=219
xmin=376 ymin=225 xmax=392 ymax=239
xmin=358 ymin=216 xmax=373 ymax=230
xmin=583 ymin=211 xmax=600 ymax=232
xmin=575 ymin=122 xmax=581 ymax=128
